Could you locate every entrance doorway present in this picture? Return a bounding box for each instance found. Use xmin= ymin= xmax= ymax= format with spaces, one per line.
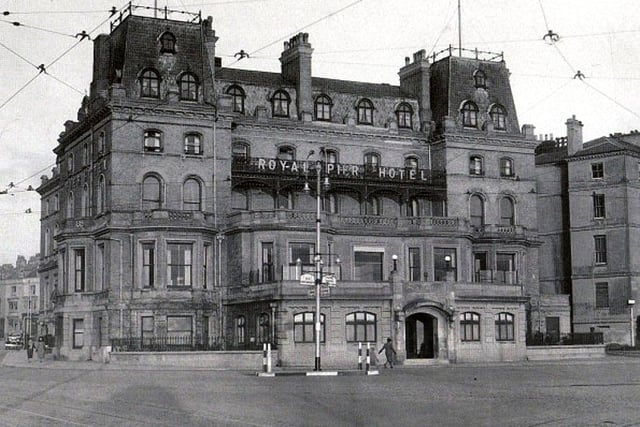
xmin=406 ymin=313 xmax=437 ymax=359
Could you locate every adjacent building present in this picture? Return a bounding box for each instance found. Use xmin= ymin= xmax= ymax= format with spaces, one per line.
xmin=37 ymin=6 xmax=568 ymax=363
xmin=536 ymin=121 xmax=640 ymax=345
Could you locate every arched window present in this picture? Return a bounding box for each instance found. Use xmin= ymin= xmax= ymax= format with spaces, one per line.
xmin=277 ymin=146 xmax=295 ymax=160
xmin=366 ymin=196 xmax=382 ymax=216
xmin=294 ymin=312 xmax=325 ymax=343
xmin=495 ymin=312 xmax=515 ymax=341
xmin=159 ymin=32 xmax=176 ymax=53
xmin=315 ymin=94 xmax=332 ymax=121
xmin=469 ymin=194 xmax=484 ymax=229
xmin=232 ymin=142 xmax=250 ymax=161
xmin=469 ymin=155 xmax=483 ymax=175
xmin=226 ymin=85 xmax=245 ymax=114
xmin=364 ymin=152 xmax=380 ymax=174
xmin=357 ymin=99 xmax=374 ymax=125
xmin=461 ymin=101 xmax=478 ymax=128
xmin=236 ymin=315 xmax=246 ymax=345
xmin=183 ymin=178 xmax=201 ymax=211
xmin=144 ymin=130 xmax=162 ymax=153
xmin=67 ymin=191 xmax=74 ymax=218
xmin=345 ymin=312 xmax=376 ymax=342
xmin=68 ymin=153 xmax=74 ymax=173
xmin=232 ymin=189 xmax=249 ymax=210
xmin=405 ymin=156 xmax=419 ymax=171
xmin=272 ymin=90 xmax=290 ymax=117
xmin=97 ymin=175 xmax=105 ymax=214
xmin=97 ymin=131 xmax=105 ymax=153
xmin=44 ymin=228 xmax=50 ymax=256
xmin=54 ymin=194 xmax=59 ymax=211
xmin=500 ymin=197 xmax=515 ymax=226
xmin=473 ymin=69 xmax=486 ymax=88
xmin=179 ymin=73 xmax=198 ymax=102
xmin=500 ymin=157 xmax=514 ymax=177
xmin=460 ymin=312 xmax=481 ymax=341
xmin=257 ymin=313 xmax=270 ymax=343
xmin=407 ymin=197 xmax=420 ymax=217
xmin=81 ymin=184 xmax=89 ymax=217
xmin=184 ymin=133 xmax=202 ymax=155
xmin=490 ymin=104 xmax=507 ymax=130
xmin=277 ymin=191 xmax=294 ymax=209
xmin=140 ymin=69 xmax=160 ymax=98
xmin=83 ymin=143 xmax=89 ymax=166
xmin=396 ymin=102 xmax=413 ymax=128
xmin=142 ymin=175 xmax=162 ymax=210
xmin=324 ymin=149 xmax=338 ymax=164
xmin=323 ymin=193 xmax=338 ymax=214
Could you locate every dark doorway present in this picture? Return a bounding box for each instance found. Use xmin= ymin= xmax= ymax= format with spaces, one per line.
xmin=406 ymin=313 xmax=437 ymax=359
xmin=545 ymin=316 xmax=560 ymax=344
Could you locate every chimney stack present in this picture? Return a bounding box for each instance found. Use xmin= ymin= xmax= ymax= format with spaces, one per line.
xmin=566 ymin=115 xmax=583 ymax=155
xmin=280 ymin=33 xmax=313 ymax=121
xmin=398 ymin=49 xmax=432 ymax=129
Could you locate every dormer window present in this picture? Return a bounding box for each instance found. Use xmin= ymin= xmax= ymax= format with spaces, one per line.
xmin=461 ymin=101 xmax=478 ymax=128
xmin=357 ymin=99 xmax=374 ymax=125
xmin=314 ymin=94 xmax=332 ymax=121
xmin=179 ymin=73 xmax=198 ymax=102
xmin=226 ymin=85 xmax=245 ymax=113
xmin=490 ymin=104 xmax=507 ymax=131
xmin=272 ymin=90 xmax=290 ymax=118
xmin=160 ymin=32 xmax=176 ymax=54
xmin=140 ymin=69 xmax=160 ymax=98
xmin=473 ymin=69 xmax=486 ymax=88
xmin=396 ymin=103 xmax=413 ymax=129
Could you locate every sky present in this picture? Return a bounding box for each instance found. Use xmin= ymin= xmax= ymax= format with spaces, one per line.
xmin=0 ymin=0 xmax=639 ymax=265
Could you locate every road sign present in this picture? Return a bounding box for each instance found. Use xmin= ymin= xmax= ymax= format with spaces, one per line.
xmin=300 ymin=273 xmax=315 ymax=286
xmin=322 ymin=274 xmax=337 ymax=287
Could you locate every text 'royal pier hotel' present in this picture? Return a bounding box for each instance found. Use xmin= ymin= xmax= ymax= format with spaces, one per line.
xmin=37 ymin=6 xmax=557 ymax=364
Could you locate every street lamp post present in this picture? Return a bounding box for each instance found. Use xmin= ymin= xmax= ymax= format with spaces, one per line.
xmin=629 ymin=299 xmax=636 ymax=348
xmin=303 ymin=150 xmax=333 ymax=371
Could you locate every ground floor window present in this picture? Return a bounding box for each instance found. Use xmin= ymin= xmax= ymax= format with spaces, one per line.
xmin=73 ymin=318 xmax=84 ymax=349
xmin=141 ymin=316 xmax=154 ymax=346
xmin=345 ymin=312 xmax=376 ymax=342
xmin=257 ymin=313 xmax=270 ymax=343
xmin=167 ymin=316 xmax=192 ymax=343
xmin=460 ymin=312 xmax=480 ymax=342
xmin=495 ymin=312 xmax=515 ymax=341
xmin=236 ymin=315 xmax=246 ymax=344
xmin=294 ymin=312 xmax=325 ymax=343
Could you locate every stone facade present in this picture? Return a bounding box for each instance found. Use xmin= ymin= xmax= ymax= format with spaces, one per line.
xmin=37 ymin=8 xmax=561 ymax=365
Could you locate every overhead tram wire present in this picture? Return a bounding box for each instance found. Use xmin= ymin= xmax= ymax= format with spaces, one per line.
xmin=0 ymin=9 xmax=115 ymax=112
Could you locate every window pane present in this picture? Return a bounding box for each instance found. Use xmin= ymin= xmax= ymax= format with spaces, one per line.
xmin=354 ymin=252 xmax=383 ymax=281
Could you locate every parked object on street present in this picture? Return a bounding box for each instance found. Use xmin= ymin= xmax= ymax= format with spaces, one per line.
xmin=4 ymin=333 xmax=23 ymax=350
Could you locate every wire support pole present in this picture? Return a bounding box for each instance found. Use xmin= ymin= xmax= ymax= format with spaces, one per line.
xmin=314 ymin=160 xmax=322 ymax=371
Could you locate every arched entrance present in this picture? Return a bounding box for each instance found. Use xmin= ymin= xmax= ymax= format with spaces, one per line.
xmin=405 ymin=313 xmax=438 ymax=359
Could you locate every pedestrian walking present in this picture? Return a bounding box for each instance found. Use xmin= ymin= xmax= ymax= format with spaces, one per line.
xmin=378 ymin=337 xmax=396 ymax=368
xmin=26 ymin=337 xmax=34 ymax=363
xmin=36 ymin=336 xmax=46 ymax=363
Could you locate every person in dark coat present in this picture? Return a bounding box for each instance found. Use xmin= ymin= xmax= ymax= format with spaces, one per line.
xmin=378 ymin=337 xmax=397 ymax=368
xmin=26 ymin=337 xmax=34 ymax=362
xmin=36 ymin=336 xmax=46 ymax=362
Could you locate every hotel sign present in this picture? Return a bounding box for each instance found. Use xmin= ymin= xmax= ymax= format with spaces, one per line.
xmin=254 ymin=158 xmax=434 ymax=182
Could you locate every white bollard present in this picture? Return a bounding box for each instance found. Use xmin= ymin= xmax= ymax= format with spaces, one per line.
xmin=262 ymin=343 xmax=268 ymax=373
xmin=366 ymin=342 xmax=371 ymax=372
xmin=267 ymin=343 xmax=272 ymax=373
xmin=358 ymin=342 xmax=362 ymax=370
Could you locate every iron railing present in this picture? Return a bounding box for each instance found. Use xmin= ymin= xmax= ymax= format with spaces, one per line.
xmin=527 ymin=332 xmax=604 ymax=346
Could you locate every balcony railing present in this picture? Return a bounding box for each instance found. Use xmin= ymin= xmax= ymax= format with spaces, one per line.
xmin=474 ymin=270 xmax=519 ymax=285
xmin=111 ymin=336 xmax=225 ymax=352
xmin=228 ymin=210 xmax=467 ymax=233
